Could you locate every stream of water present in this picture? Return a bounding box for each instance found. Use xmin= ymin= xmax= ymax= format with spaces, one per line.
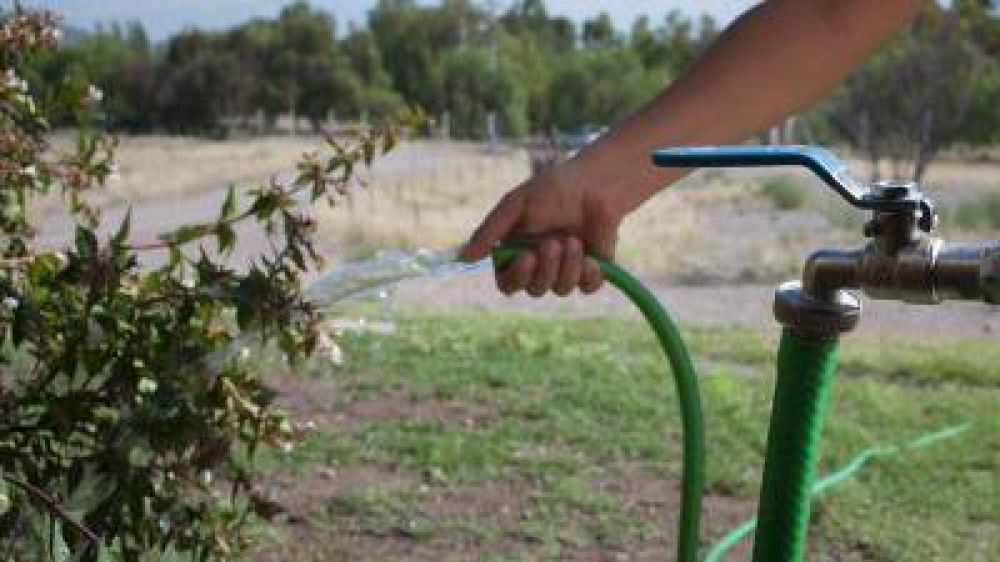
xmin=305 ymin=246 xmax=486 ymax=312
xmin=208 ymin=246 xmax=489 ymax=369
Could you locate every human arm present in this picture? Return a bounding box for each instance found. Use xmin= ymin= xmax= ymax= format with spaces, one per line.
xmin=459 ymin=0 xmax=925 ymax=296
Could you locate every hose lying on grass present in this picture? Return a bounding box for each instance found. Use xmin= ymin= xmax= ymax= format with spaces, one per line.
xmin=705 ymin=422 xmax=974 ymax=562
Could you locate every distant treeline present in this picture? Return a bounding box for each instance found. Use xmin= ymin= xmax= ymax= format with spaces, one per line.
xmin=19 ymin=0 xmax=1000 ymax=147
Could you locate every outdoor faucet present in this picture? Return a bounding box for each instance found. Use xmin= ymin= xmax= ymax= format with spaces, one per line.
xmin=653 ymin=145 xmax=1000 ymax=312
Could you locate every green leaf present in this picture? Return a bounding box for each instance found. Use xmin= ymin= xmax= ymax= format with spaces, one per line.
xmin=250 ymin=192 xmax=279 ymax=219
xmin=75 ymin=225 xmax=98 ymax=260
xmin=216 ymin=223 xmax=236 ymax=256
xmin=167 ymin=245 xmax=183 ymax=269
xmin=111 ymin=210 xmax=131 ymax=248
xmin=220 ymin=184 xmax=237 ymax=221
xmin=161 ymin=223 xmax=214 ymax=245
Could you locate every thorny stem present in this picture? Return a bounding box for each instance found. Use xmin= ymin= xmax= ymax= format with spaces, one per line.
xmin=1 ymin=474 xmax=101 ymax=545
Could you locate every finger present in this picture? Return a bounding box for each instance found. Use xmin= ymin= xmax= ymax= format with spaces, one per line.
xmin=580 ymin=257 xmax=604 ymax=294
xmin=497 ymin=251 xmax=535 ymax=295
xmin=460 ymin=191 xmax=525 ymax=262
xmin=527 ymin=239 xmax=562 ymax=297
xmin=553 ymin=237 xmax=583 ymax=296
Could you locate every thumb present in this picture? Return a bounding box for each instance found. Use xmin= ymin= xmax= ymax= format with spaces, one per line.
xmin=459 ymin=192 xmax=526 ymax=262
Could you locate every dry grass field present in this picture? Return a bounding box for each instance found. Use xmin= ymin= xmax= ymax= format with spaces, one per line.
xmin=45 ymin=135 xmax=996 ymax=285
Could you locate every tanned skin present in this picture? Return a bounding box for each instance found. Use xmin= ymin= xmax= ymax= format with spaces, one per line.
xmin=459 ymin=0 xmax=926 ymax=296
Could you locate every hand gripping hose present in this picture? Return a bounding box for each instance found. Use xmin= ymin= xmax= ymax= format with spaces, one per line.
xmin=491 ymin=246 xmax=705 ymax=562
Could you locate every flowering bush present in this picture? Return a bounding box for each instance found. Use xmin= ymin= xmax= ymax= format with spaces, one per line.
xmin=0 ymin=7 xmax=405 ymax=560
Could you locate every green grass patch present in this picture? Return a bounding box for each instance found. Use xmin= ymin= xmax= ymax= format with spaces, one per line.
xmin=266 ymin=312 xmax=998 ymax=560
xmin=760 ymin=177 xmax=809 ymax=210
xmin=947 ymin=191 xmax=1000 ymax=230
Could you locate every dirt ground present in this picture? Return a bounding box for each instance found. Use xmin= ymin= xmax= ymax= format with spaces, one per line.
xmin=250 ymin=372 xmax=863 ymax=562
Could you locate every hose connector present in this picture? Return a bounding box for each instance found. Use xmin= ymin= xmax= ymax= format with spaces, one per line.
xmin=774 ymin=281 xmax=861 ymax=340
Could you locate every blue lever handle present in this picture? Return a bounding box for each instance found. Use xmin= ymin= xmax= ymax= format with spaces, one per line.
xmin=652 ymin=145 xmax=881 ymax=210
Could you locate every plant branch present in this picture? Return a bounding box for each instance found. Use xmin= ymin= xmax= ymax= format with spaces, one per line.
xmin=2 ymin=474 xmax=101 ymax=545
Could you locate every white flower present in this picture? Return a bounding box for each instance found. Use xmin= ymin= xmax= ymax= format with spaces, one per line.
xmin=316 ymin=332 xmax=344 ymax=365
xmin=51 ymin=252 xmax=69 ymax=270
xmin=21 ymin=165 xmax=36 ymax=178
xmin=281 ymin=442 xmax=294 ymax=454
xmin=138 ymin=377 xmax=158 ymax=395
xmin=239 ymin=347 xmax=251 ymax=361
xmin=83 ymin=84 xmax=104 ymax=105
xmin=2 ymin=296 xmax=18 ymax=312
xmin=199 ymin=470 xmax=213 ymax=486
xmin=180 ymin=277 xmax=196 ymax=290
xmin=3 ymin=69 xmax=27 ymax=93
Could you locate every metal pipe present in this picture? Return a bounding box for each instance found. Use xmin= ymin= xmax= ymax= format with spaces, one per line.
xmin=801 ymin=239 xmax=1000 ymax=306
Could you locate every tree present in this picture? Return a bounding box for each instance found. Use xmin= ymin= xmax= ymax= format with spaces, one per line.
xmin=268 ymin=1 xmax=340 ymax=132
xmin=829 ymin=10 xmax=987 ymax=180
xmin=298 ymin=52 xmax=362 ymax=132
xmin=436 ymin=47 xmax=529 ymax=138
xmin=582 ymin=12 xmax=615 ymax=48
xmin=502 ymin=0 xmax=575 ymax=53
xmin=547 ymin=47 xmax=662 ymax=130
xmin=157 ymin=50 xmax=244 ymax=135
xmin=342 ymin=30 xmax=392 ymax=89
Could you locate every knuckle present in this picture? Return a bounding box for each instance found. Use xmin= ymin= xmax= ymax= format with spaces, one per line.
xmin=564 ymin=237 xmax=583 ymax=258
xmin=540 ymin=239 xmax=562 ymax=260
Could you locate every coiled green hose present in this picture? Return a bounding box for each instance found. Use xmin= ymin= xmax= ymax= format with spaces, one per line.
xmin=491 ymin=246 xmax=705 ymax=562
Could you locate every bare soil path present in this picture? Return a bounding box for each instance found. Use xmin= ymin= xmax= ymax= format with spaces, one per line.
xmin=395 ymin=271 xmax=1000 ymax=339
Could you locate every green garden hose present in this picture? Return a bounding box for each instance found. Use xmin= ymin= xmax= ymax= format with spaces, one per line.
xmin=705 ymin=422 xmax=973 ymax=562
xmin=491 ymin=246 xmax=705 ymax=562
xmin=751 ymin=329 xmax=840 ymax=562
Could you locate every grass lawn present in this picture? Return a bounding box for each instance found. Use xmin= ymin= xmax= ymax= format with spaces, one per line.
xmin=252 ymin=312 xmax=999 ymax=561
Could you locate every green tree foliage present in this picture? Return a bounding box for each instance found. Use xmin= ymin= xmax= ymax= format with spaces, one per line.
xmin=547 ymin=47 xmax=664 ymax=130
xmin=501 ymin=0 xmax=576 ymax=54
xmin=0 ymin=7 xmax=407 ymax=560
xmin=18 ymin=0 xmax=998 ymax=153
xmin=436 ymin=48 xmax=529 ymax=137
xmin=582 ymin=12 xmax=615 ymax=48
xmin=828 ymin=8 xmax=991 ymax=180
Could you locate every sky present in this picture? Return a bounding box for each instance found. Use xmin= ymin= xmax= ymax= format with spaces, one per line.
xmin=28 ymin=1 xmax=759 ymax=40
